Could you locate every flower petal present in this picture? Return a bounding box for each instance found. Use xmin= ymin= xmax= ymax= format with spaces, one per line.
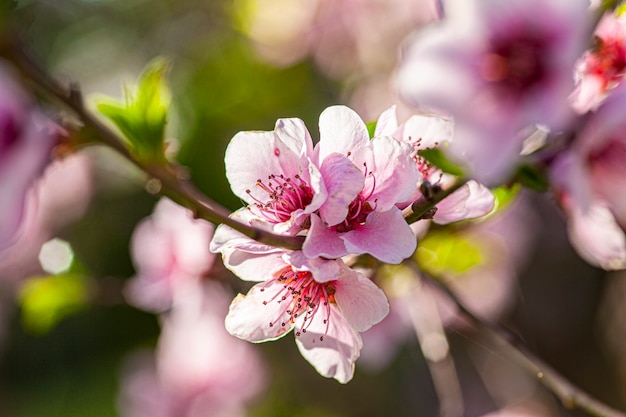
xmin=368 ymin=136 xmax=420 ymax=211
xmin=374 ymin=105 xmax=399 ymax=137
xmin=433 ymin=180 xmax=495 ymax=224
xmin=334 ymin=270 xmax=389 ymax=332
xmin=318 ymin=153 xmax=364 ymax=226
xmin=342 ymin=209 xmax=416 ymax=264
xmin=302 ymin=214 xmax=348 ymax=259
xmin=225 ymin=280 xmax=295 ymax=342
xmin=294 ymin=305 xmax=362 ymax=383
xmin=317 ymin=105 xmax=370 ymax=166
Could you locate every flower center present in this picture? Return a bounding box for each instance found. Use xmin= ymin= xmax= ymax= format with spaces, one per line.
xmin=0 ymin=112 xmax=21 ymax=156
xmin=246 ymin=174 xmax=314 ymax=225
xmin=261 ymin=266 xmax=336 ymax=341
xmin=334 ymin=162 xmax=378 ymax=233
xmin=482 ymin=31 xmax=548 ymax=98
xmin=589 ymin=36 xmax=626 ymax=90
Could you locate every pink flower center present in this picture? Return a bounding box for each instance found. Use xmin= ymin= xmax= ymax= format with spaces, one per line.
xmin=588 ymin=36 xmax=626 ymax=90
xmin=0 ymin=113 xmax=21 ymax=156
xmin=334 ymin=163 xmax=378 ymax=233
xmin=261 ymin=266 xmax=336 ymax=341
xmin=246 ymin=174 xmax=314 ymax=225
xmin=482 ymin=31 xmax=548 ymax=98
xmin=588 ymin=137 xmax=626 ymax=173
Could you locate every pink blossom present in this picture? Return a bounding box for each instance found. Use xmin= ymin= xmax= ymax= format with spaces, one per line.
xmin=225 ymin=105 xmax=419 ymax=264
xmin=0 ymin=62 xmax=59 ymax=249
xmin=210 ymin=222 xmax=389 ymax=383
xmin=396 ymin=0 xmax=590 ymax=185
xmin=550 ymin=82 xmax=626 ymax=270
xmin=244 ymin=0 xmax=441 ymax=78
xmin=125 ymin=197 xmax=216 ymax=313
xmin=374 ymin=106 xmax=494 ymax=224
xmin=118 ymin=281 xmax=266 ymax=417
xmin=571 ymin=12 xmax=626 ymax=113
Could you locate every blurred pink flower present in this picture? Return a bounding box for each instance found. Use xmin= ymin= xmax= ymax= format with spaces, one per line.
xmin=550 ymin=85 xmax=626 ymax=269
xmin=244 ymin=0 xmax=441 ymax=78
xmin=396 ymin=0 xmax=590 ymax=185
xmin=0 ymin=62 xmax=60 ymax=249
xmin=118 ymin=281 xmax=266 ymax=417
xmin=374 ymin=106 xmax=494 ymax=224
xmin=125 ymin=197 xmax=216 ymax=313
xmin=571 ymin=12 xmax=626 ymax=113
xmin=211 ymin=222 xmax=389 ymax=383
xmin=0 ymin=151 xmax=93 ymax=286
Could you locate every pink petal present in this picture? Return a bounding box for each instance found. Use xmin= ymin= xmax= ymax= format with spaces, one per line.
xmin=333 ymin=270 xmax=389 ymax=332
xmin=398 ymin=113 xmax=454 ymax=149
xmin=302 ymin=214 xmax=348 ymax=259
xmin=274 ymin=117 xmax=314 ymax=157
xmin=318 ymin=153 xmax=364 ymax=226
xmin=294 ymin=304 xmax=362 ymax=383
xmin=287 ymin=252 xmax=344 ymax=283
xmin=225 ymin=280 xmax=295 ymax=342
xmin=368 ymin=136 xmax=420 ymax=211
xmin=567 ymin=199 xmax=626 ymax=270
xmin=225 ymin=129 xmax=303 ymax=205
xmin=373 ymin=105 xmax=399 ymax=137
xmin=433 ymin=180 xmax=495 ymax=224
xmin=342 ymin=209 xmax=417 ymax=264
xmin=222 ymin=248 xmax=287 ymax=283
xmin=317 ymin=105 xmax=370 ymax=167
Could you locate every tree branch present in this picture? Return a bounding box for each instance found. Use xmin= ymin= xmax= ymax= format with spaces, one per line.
xmin=420 ymin=270 xmax=626 ymax=417
xmin=0 ymin=33 xmax=304 ymax=250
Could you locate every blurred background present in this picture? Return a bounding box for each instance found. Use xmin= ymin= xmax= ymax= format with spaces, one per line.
xmin=0 ymin=0 xmax=625 ymax=416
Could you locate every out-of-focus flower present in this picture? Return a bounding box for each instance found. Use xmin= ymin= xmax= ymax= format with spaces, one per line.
xmin=550 ymin=83 xmax=626 ymax=270
xmin=396 ymin=0 xmax=590 ymax=185
xmin=0 ymin=151 xmax=93 ymax=286
xmin=550 ymin=82 xmax=626 ymax=270
xmin=125 ymin=197 xmax=216 ymax=313
xmin=211 ymin=223 xmax=389 ymax=383
xmin=0 ymin=62 xmax=60 ymax=249
xmin=360 ymin=195 xmax=534 ymax=369
xmin=225 ymin=105 xmax=419 ymax=264
xmin=374 ymin=106 xmax=494 ymax=224
xmin=118 ymin=281 xmax=266 ymax=417
xmin=240 ymin=0 xmax=441 ymax=79
xmin=571 ymin=12 xmax=626 ymax=113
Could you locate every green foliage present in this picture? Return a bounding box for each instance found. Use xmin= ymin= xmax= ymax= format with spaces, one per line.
xmin=366 ymin=121 xmax=377 ymax=139
xmin=416 ymin=230 xmax=483 ymax=277
xmin=514 ymin=163 xmax=548 ymax=192
xmin=18 ymin=273 xmax=91 ymax=335
xmin=96 ymin=58 xmax=172 ymax=162
xmin=417 ymin=148 xmax=465 ymax=177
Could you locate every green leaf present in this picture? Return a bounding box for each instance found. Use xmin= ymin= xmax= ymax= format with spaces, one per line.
xmin=366 ymin=121 xmax=377 ymax=139
xmin=417 ymin=148 xmax=465 ymax=177
xmin=514 ymin=164 xmax=548 ymax=192
xmin=18 ymin=273 xmax=91 ymax=335
xmin=416 ymin=230 xmax=483 ymax=277
xmin=96 ymin=57 xmax=172 ymax=161
xmin=488 ymin=183 xmax=521 ymax=215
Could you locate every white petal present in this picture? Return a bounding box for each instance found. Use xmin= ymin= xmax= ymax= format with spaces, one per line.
xmin=294 ymin=305 xmax=362 ymax=383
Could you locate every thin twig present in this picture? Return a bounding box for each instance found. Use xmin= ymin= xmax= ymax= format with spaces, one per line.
xmin=419 ymin=269 xmax=626 ymax=417
xmin=0 ymin=33 xmax=304 ymax=250
xmin=403 ymin=179 xmax=468 ymax=224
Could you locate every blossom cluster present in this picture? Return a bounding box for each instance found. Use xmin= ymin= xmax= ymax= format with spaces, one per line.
xmin=212 ymin=0 xmax=626 ymax=384
xmin=211 ymin=105 xmax=494 ymax=382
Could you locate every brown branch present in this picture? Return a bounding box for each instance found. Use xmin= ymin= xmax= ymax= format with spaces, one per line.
xmin=0 ymin=33 xmax=303 ymax=250
xmin=402 ymin=179 xmax=468 ymax=224
xmin=420 ymin=270 xmax=626 ymax=417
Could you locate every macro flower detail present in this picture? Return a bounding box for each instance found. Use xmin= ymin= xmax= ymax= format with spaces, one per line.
xmin=211 ymin=224 xmax=389 ymax=384
xmin=225 ymin=105 xmax=419 ymax=264
xmin=374 ymin=106 xmax=494 ymax=224
xmin=303 ymin=106 xmax=420 ymax=263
